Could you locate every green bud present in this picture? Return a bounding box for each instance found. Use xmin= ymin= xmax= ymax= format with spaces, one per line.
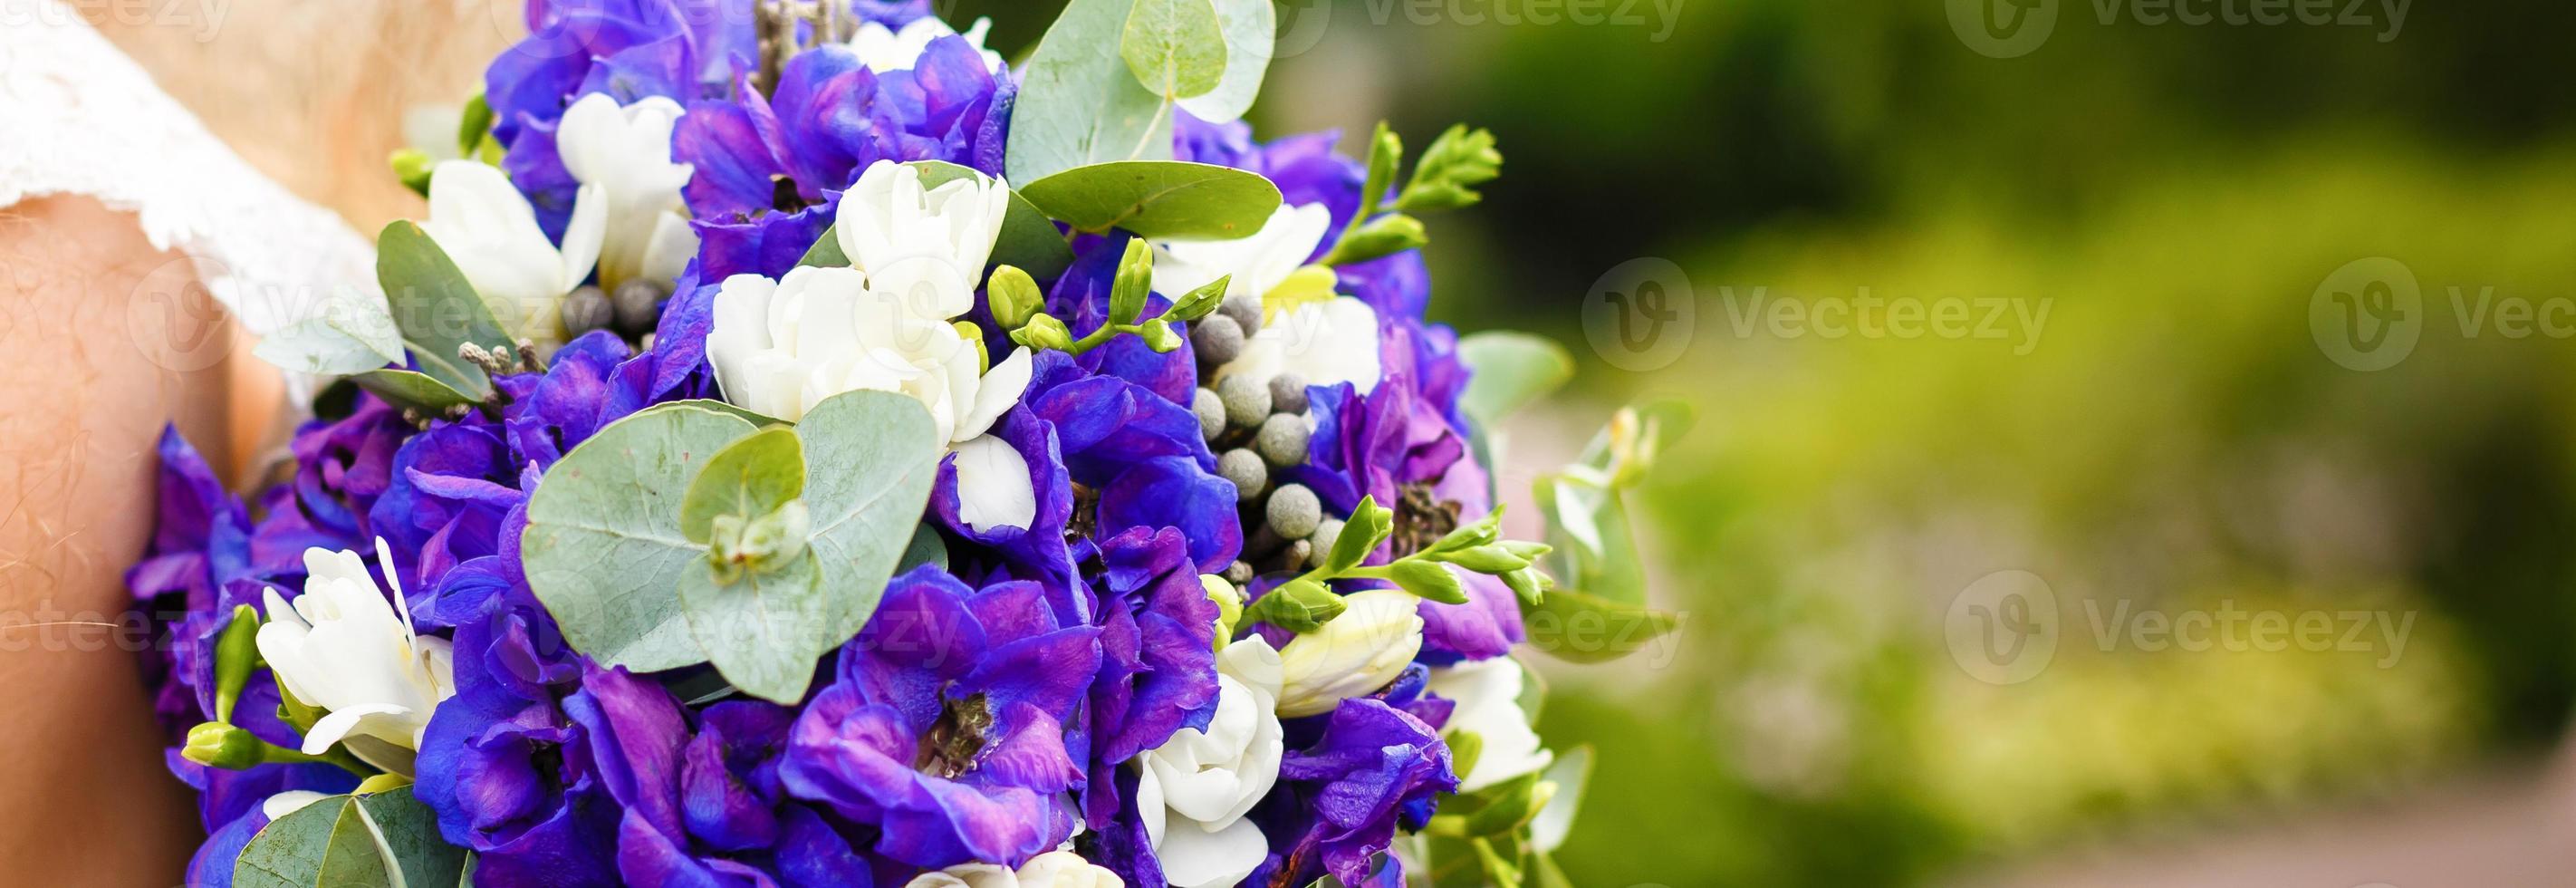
xmin=1503 ymin=566 xmax=1546 ymax=606
xmin=1139 ymin=317 xmax=1183 ymax=352
xmin=1110 ymin=238 xmax=1154 ymax=325
xmin=457 ymin=93 xmax=495 ymax=158
xmin=1164 ymin=275 xmax=1231 ymax=323
xmin=1361 ymin=121 xmax=1403 ymax=212
xmin=182 ymin=722 xmax=346 ymax=772
xmin=1447 ymin=729 xmax=1486 ymax=786
xmin=1425 ymin=507 xmax=1504 ymax=555
xmin=1396 ymin=124 xmax=1502 ymax=214
xmin=1012 ymin=313 xmax=1077 ymax=352
xmin=1325 ymin=496 xmax=1394 ymax=574
xmin=1498 ymin=540 xmax=1552 ymax=562
xmin=212 ymin=604 xmax=262 ymax=723
xmin=1440 ymin=545 xmax=1532 ymax=575
xmin=1322 ymin=214 xmax=1428 ymax=266
xmin=1201 ymin=574 xmax=1244 ymax=651
xmin=986 ymin=265 xmax=1042 ymax=330
xmin=727 ymin=500 xmax=812 ymax=575
xmin=390 ymin=149 xmax=435 ymax=198
xmin=1246 ymin=578 xmax=1348 ymax=633
xmin=1388 ymin=559 xmax=1470 ymax=605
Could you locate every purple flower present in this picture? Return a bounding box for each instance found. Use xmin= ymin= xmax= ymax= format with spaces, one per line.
xmin=1077 ymin=528 xmax=1223 ymax=826
xmin=781 ymin=565 xmax=1099 ymax=870
xmin=1251 ymin=698 xmax=1456 ymax=886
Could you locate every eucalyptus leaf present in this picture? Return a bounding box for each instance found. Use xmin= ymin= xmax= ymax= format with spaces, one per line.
xmin=255 ymin=286 xmax=403 ymax=376
xmin=899 ymin=523 xmax=949 ymax=573
xmin=1021 ymin=160 xmax=1282 ymax=238
xmin=793 ymin=390 xmax=943 ymax=652
xmin=680 ymin=427 xmax=806 ymax=545
xmin=1456 ymin=331 xmax=1575 ymax=426
xmin=522 ymin=402 xmax=759 ymax=671
xmin=1006 ymin=0 xmax=1174 ymax=184
xmin=679 ymin=551 xmax=830 ymax=703
xmin=234 ymin=795 xmax=372 ymax=888
xmin=353 ymin=787 xmax=469 ymax=888
xmin=798 ymin=227 xmax=851 ymax=267
xmin=1120 ymin=0 xmax=1228 ymax=100
xmin=1174 ymin=0 xmax=1275 ymax=124
xmin=1519 ymin=587 xmax=1680 ymax=664
xmin=376 ymin=220 xmax=511 ymax=399
xmin=351 ymin=369 xmax=479 ymax=416
xmin=908 ymin=160 xmax=1076 ymax=280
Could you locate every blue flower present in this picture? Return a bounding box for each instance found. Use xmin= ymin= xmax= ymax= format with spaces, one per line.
xmin=781 ymin=565 xmax=1099 ymax=870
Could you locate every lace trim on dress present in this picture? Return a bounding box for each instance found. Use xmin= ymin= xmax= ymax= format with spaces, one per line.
xmin=0 ymin=0 xmax=380 ymax=343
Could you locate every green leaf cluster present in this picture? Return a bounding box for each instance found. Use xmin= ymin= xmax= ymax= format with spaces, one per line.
xmin=234 ymin=787 xmax=470 ymax=888
xmin=1005 ymin=239 xmax=1230 ymax=357
xmin=519 ymin=391 xmax=943 ymax=703
xmin=1241 ymin=497 xmax=1553 ymax=632
xmin=1321 ymin=122 xmax=1507 ymax=266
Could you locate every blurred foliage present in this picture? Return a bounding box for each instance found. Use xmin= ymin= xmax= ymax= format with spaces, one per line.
xmin=960 ymin=0 xmax=2576 ymax=883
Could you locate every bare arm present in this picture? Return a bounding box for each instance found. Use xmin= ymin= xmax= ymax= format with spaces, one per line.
xmin=0 ymin=195 xmax=272 ymax=884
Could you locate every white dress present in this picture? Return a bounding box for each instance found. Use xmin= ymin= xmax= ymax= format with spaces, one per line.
xmin=0 ymin=0 xmax=379 ymax=360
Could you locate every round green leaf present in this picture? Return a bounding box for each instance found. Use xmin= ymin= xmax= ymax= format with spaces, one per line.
xmin=1007 ymin=0 xmax=1174 ymax=184
xmin=1020 ymin=160 xmax=1283 ymax=239
xmin=376 ymin=220 xmax=513 ymax=399
xmin=1121 ymin=0 xmax=1228 ymax=100
xmin=681 ymin=426 xmax=806 ymax=545
xmin=1175 ymin=0 xmax=1276 ymax=124
xmin=680 ymin=550 xmax=830 ymax=703
xmin=794 ymin=390 xmax=944 ymax=650
xmin=522 ymin=401 xmax=759 ymax=671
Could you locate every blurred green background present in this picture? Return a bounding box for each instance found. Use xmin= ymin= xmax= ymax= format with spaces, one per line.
xmin=963 ymin=1 xmax=2576 ymax=883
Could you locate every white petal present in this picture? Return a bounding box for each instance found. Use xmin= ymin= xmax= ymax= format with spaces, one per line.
xmin=300 ymin=703 xmax=412 ymax=756
xmin=1155 ymin=816 xmax=1266 ymax=888
xmin=955 ymin=347 xmax=1032 ymax=442
xmin=951 ymin=434 xmax=1036 ymax=533
xmin=261 ymin=790 xmax=331 ymax=822
xmin=637 ymin=210 xmax=698 ymax=287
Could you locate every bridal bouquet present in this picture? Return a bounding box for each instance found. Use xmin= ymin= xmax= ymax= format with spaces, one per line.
xmin=130 ymin=1 xmax=1683 ymax=885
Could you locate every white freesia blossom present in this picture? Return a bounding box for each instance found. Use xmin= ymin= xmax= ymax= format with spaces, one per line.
xmin=1151 ymin=202 xmax=1333 ymax=305
xmin=707 ymin=266 xmax=1038 ymax=529
xmin=1275 ymin=589 xmax=1423 ymax=718
xmin=850 ymin=15 xmax=1007 ymax=74
xmin=1215 ymin=295 xmax=1384 ymax=396
xmin=255 ymin=540 xmax=455 ymax=776
xmin=1426 ymin=657 xmax=1553 ymax=793
xmin=421 ymin=159 xmax=601 ymax=343
xmin=1136 ymin=639 xmax=1284 ymax=888
xmin=556 ymin=93 xmax=697 ymax=292
xmin=903 ymin=851 xmax=1123 ymax=888
xmin=836 ymin=159 xmax=1012 ymax=321
xmin=421 ymin=93 xmax=695 ymax=344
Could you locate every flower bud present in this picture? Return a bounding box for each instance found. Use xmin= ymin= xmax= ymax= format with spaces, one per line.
xmin=1245 ymin=577 xmax=1342 ymax=633
xmin=1013 ymin=313 xmax=1076 ymax=352
xmin=1201 ymin=574 xmax=1244 ymax=649
xmin=212 ymin=603 xmax=262 ymax=723
xmin=182 ymin=722 xmax=271 ymax=770
xmin=985 ymin=265 xmax=1042 ymax=330
xmin=1275 ymin=590 xmax=1423 ymax=717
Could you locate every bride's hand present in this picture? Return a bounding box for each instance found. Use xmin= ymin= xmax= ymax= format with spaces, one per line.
xmin=0 ymin=195 xmax=264 ymax=883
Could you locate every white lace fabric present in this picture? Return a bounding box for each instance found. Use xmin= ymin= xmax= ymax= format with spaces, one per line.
xmin=0 ymin=0 xmax=380 ymax=340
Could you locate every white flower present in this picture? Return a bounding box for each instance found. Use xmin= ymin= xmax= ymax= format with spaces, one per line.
xmin=903 ymin=851 xmax=1123 ymax=888
xmin=556 ymin=93 xmax=697 ymax=292
xmin=1426 ymin=657 xmax=1553 ymax=793
xmin=706 ymin=265 xmax=1039 ymax=529
xmin=421 ymin=159 xmax=601 ymax=343
xmin=255 ymin=540 xmax=455 ymax=776
xmin=1214 ymin=295 xmax=1383 ymax=396
xmin=1135 ymin=639 xmax=1285 ymax=888
xmin=1151 ymin=202 xmax=1333 ymax=306
xmin=421 ymin=93 xmax=695 ymax=344
xmin=261 ymin=790 xmax=330 ymax=822
xmin=836 ymin=159 xmax=1013 ymax=321
xmin=850 ymin=15 xmax=1007 ymax=74
xmin=1274 ymin=590 xmax=1423 ymax=718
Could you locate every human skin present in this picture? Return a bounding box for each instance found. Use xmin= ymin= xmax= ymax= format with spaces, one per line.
xmin=0 ymin=195 xmax=277 ymax=885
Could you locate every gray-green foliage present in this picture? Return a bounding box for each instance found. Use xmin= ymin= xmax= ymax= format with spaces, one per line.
xmin=234 ymin=788 xmax=466 ymax=888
